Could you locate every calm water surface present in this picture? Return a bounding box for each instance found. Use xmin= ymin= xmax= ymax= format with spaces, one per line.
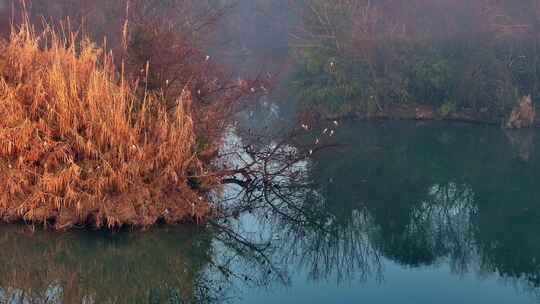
xmin=2 ymin=121 xmax=540 ymax=303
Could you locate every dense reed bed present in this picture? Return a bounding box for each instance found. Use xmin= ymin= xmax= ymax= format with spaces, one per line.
xmin=0 ymin=21 xmax=216 ymax=229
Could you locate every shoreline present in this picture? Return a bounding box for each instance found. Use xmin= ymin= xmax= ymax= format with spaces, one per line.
xmin=315 ymin=104 xmax=540 ymax=128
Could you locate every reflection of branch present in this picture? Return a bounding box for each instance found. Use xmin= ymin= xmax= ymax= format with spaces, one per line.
xmin=213 ymin=127 xmax=384 ymax=285
xmin=209 ymin=219 xmax=289 ymax=288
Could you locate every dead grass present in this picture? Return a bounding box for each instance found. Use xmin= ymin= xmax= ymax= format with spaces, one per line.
xmin=0 ymin=20 xmax=215 ymax=230
xmin=506 ymin=95 xmax=536 ymax=129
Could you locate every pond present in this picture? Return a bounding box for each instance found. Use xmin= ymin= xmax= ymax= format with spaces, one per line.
xmin=2 ymin=121 xmax=540 ymax=303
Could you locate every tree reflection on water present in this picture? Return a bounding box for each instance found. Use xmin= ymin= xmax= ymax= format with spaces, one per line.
xmin=2 ymin=122 xmax=540 ymax=303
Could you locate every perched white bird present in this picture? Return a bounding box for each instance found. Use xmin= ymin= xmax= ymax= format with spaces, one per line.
xmin=323 ymin=128 xmax=328 ymax=134
xmin=333 ymin=120 xmax=339 ymax=126
xmin=309 ymin=150 xmax=313 ymax=155
xmin=315 ymin=138 xmax=320 ymax=145
xmin=205 ymin=55 xmax=211 ymax=61
xmin=301 ymin=124 xmax=310 ymax=131
xmin=330 ymin=130 xmax=335 ymax=137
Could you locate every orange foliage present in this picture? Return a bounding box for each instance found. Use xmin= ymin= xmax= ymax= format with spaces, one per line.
xmin=0 ymin=20 xmax=215 ymax=230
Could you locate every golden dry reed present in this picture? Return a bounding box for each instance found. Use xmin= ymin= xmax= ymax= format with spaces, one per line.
xmin=0 ymin=19 xmax=214 ymax=230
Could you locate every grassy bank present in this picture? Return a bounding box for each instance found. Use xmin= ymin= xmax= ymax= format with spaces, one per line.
xmin=0 ymin=22 xmax=217 ymax=229
xmin=291 ymin=0 xmax=540 ymax=124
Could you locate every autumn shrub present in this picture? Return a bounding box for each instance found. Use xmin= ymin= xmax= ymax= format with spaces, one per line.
xmin=0 ymin=21 xmax=217 ymax=229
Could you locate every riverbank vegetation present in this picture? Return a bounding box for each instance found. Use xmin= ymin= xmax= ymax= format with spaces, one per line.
xmin=0 ymin=1 xmax=260 ymax=230
xmin=291 ymin=0 xmax=540 ymax=124
xmin=0 ymin=21 xmax=215 ymax=229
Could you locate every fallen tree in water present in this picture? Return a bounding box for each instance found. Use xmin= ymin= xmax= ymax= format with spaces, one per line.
xmin=0 ymin=22 xmax=219 ymax=229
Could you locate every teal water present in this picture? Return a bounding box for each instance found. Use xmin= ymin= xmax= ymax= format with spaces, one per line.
xmin=2 ymin=121 xmax=540 ymax=303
